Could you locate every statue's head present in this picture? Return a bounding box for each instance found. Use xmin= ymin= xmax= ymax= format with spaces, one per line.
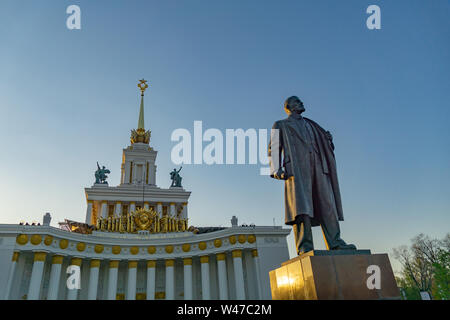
xmin=284 ymin=96 xmax=305 ymax=115
xmin=102 ymin=166 xmax=106 ymax=169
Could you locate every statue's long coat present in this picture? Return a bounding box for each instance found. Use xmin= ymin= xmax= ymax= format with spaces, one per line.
xmin=269 ymin=116 xmax=344 ymax=227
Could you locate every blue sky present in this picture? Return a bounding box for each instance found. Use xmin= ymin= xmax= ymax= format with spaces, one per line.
xmin=0 ymin=1 xmax=449 ymax=271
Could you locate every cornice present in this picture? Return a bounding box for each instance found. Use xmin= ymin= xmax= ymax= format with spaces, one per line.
xmin=0 ymin=224 xmax=290 ymax=260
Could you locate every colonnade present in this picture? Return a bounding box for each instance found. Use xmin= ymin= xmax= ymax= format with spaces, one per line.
xmin=6 ymin=249 xmax=261 ymax=300
xmin=86 ymin=201 xmax=188 ymax=225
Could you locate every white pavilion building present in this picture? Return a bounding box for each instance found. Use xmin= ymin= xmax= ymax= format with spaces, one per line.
xmin=0 ymin=81 xmax=290 ymax=300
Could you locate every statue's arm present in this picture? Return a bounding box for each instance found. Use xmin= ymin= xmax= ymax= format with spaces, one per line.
xmin=325 ymin=130 xmax=335 ymax=150
xmin=306 ymin=118 xmax=335 ymax=151
xmin=268 ymin=121 xmax=286 ymax=180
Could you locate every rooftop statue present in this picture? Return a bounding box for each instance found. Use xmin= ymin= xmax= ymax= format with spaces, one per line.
xmin=269 ymin=96 xmax=356 ymax=255
xmin=94 ymin=162 xmax=110 ymax=184
xmin=170 ymin=167 xmax=183 ymax=188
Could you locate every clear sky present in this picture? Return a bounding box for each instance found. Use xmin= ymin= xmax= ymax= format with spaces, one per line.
xmin=0 ymin=1 xmax=449 ymax=273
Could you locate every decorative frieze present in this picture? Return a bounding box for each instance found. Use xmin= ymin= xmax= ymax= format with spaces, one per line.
xmin=95 ymin=207 xmax=189 ymax=234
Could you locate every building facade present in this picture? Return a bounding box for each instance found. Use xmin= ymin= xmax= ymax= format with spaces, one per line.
xmin=0 ymin=81 xmax=290 ymax=300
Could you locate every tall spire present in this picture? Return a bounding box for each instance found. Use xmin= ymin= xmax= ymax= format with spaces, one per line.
xmin=131 ymin=79 xmax=151 ymax=145
xmin=137 ymin=79 xmax=148 ymax=130
xmin=138 ymin=94 xmax=145 ymax=130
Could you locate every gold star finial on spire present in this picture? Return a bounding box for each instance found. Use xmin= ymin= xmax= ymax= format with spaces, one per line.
xmin=138 ymin=79 xmax=149 ymax=96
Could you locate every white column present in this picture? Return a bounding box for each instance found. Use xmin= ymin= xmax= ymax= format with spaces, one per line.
xmin=165 ymin=260 xmax=175 ymax=300
xmin=67 ymin=257 xmax=82 ymax=300
xmin=4 ymin=252 xmax=19 ymax=300
xmin=88 ymin=259 xmax=100 ymax=300
xmin=232 ymin=250 xmax=246 ymax=299
xmin=138 ymin=162 xmax=145 ymax=184
xmin=169 ymin=203 xmax=176 ymax=216
xmin=115 ymin=202 xmax=122 ymax=217
xmin=85 ymin=200 xmax=94 ymax=224
xmin=216 ymin=253 xmax=228 ymax=300
xmin=126 ymin=261 xmax=137 ymax=300
xmin=142 ymin=162 xmax=150 ymax=184
xmin=144 ymin=202 xmax=149 ymax=210
xmin=146 ymin=261 xmax=156 ymax=300
xmin=200 ymin=256 xmax=211 ymax=299
xmin=120 ymin=163 xmax=125 ymax=184
xmin=183 ymin=258 xmax=193 ymax=300
xmin=153 ymin=164 xmax=157 ymax=185
xmin=149 ymin=163 xmax=156 ymax=185
xmin=132 ymin=163 xmax=137 ymax=184
xmin=27 ymin=252 xmax=47 ymax=300
xmin=107 ymin=260 xmax=119 ymax=300
xmin=124 ymin=161 xmax=131 ymax=184
xmin=156 ymin=202 xmax=162 ymax=217
xmin=47 ymin=255 xmax=63 ymax=300
xmin=252 ymin=249 xmax=262 ymax=299
xmin=100 ymin=201 xmax=108 ymax=218
xmin=130 ymin=202 xmax=136 ymax=213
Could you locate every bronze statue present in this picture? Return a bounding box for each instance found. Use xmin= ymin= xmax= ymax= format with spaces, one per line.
xmin=95 ymin=162 xmax=110 ymax=184
xmin=269 ymin=96 xmax=356 ymax=255
xmin=170 ymin=167 xmax=183 ymax=187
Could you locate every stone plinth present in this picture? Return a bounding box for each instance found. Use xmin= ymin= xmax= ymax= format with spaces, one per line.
xmin=92 ymin=183 xmax=109 ymax=188
xmin=269 ymin=250 xmax=400 ymax=300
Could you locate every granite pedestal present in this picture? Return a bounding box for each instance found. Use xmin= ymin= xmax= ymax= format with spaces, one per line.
xmin=269 ymin=250 xmax=400 ymax=300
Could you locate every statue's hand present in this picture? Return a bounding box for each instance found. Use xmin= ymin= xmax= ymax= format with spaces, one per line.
xmin=273 ymin=168 xmax=287 ymax=180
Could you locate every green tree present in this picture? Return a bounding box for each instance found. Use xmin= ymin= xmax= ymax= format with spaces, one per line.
xmin=393 ymin=233 xmax=449 ymax=300
xmin=396 ymin=276 xmax=421 ymax=300
xmin=431 ymin=236 xmax=450 ymax=300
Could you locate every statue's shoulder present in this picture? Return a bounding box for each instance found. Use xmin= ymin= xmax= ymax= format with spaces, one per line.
xmin=272 ymin=118 xmax=288 ymax=129
xmin=304 ymin=117 xmax=326 ymax=133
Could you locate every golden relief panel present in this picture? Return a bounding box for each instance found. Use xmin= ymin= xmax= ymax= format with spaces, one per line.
xmin=95 ymin=207 xmax=189 ymax=234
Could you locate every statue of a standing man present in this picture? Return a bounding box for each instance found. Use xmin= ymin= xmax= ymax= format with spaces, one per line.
xmin=269 ymin=96 xmax=356 ymax=255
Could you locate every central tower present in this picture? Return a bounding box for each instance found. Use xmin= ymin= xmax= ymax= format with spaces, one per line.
xmin=84 ymin=80 xmax=191 ymax=225
xmin=120 ymin=79 xmax=157 ymax=186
